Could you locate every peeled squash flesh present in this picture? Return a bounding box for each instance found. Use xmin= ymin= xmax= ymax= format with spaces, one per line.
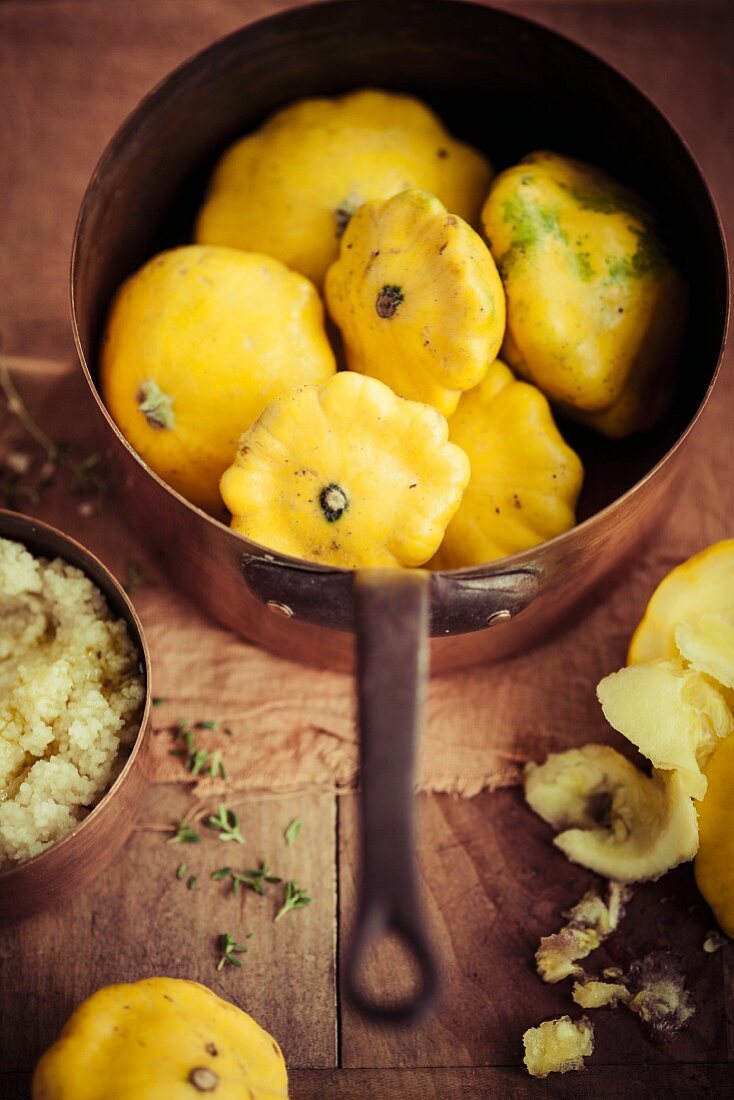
xmin=597 ymin=660 xmax=733 ymax=801
xmin=675 ymin=616 xmax=734 ymax=690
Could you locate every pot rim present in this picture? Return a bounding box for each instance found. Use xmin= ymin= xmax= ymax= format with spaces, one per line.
xmin=0 ymin=509 xmax=152 ymax=883
xmin=69 ymin=0 xmax=730 ymax=581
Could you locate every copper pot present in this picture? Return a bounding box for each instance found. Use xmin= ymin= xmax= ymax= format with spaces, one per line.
xmin=0 ymin=511 xmax=151 ymax=924
xmin=70 ymin=0 xmax=728 ymax=1021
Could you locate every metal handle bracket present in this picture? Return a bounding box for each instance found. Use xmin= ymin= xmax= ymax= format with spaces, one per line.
xmin=241 ymin=554 xmax=540 ymax=635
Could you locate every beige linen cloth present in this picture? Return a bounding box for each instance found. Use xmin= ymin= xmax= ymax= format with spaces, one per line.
xmin=1 ymin=356 xmax=729 ymax=798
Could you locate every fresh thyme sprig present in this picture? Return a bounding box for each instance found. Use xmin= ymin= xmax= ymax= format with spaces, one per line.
xmin=0 ymin=359 xmax=111 ymax=509
xmin=216 ymin=931 xmax=252 ymax=971
xmin=235 ymin=861 xmax=282 ymax=897
xmin=171 ymin=721 xmax=227 ymax=779
xmin=0 ymin=357 xmax=110 ymax=497
xmin=65 ymin=448 xmax=109 ymax=497
xmin=207 ymin=804 xmax=245 ymax=844
xmin=0 ymin=357 xmax=58 ymax=455
xmin=168 ymin=820 xmax=201 ymax=844
xmin=274 ymin=880 xmax=312 ymax=922
xmin=212 ymin=861 xmax=282 ymax=897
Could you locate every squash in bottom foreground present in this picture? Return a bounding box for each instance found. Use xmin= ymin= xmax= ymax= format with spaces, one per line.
xmin=31 ymin=977 xmax=288 ymax=1100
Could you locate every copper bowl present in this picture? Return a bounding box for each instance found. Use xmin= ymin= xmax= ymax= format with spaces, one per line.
xmin=70 ymin=0 xmax=728 ymax=1020
xmin=0 ymin=510 xmax=151 ymax=924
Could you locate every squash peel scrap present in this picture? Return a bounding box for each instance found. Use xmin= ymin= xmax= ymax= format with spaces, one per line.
xmin=530 ymin=882 xmax=696 ymax=1048
xmin=572 ymin=978 xmax=630 ymax=1009
xmin=570 ymin=953 xmax=694 ymax=1036
xmin=522 ymin=1015 xmax=594 ymax=1078
xmin=535 ymin=880 xmax=631 ymax=983
xmin=624 ymin=952 xmax=695 ymax=1036
xmin=524 ymin=745 xmax=699 ymax=882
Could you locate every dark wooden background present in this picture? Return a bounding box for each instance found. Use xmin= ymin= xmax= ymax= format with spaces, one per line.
xmin=1 ymin=2 xmax=733 ymax=1096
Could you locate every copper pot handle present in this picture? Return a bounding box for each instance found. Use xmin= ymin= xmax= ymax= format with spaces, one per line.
xmin=240 ymin=552 xmax=541 ymax=1023
xmin=343 ymin=568 xmax=439 ymax=1024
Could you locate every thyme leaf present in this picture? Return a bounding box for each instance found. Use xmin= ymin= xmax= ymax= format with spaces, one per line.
xmin=168 ymin=821 xmax=201 ymax=844
xmin=275 ymin=880 xmax=312 ymax=922
xmin=207 ymin=749 xmax=226 ymax=780
xmin=212 ymin=866 xmax=233 ymax=881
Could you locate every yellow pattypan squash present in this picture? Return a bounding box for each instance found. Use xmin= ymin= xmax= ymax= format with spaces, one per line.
xmin=695 ymin=731 xmax=734 ymax=937
xmin=432 ymin=360 xmax=583 ymax=568
xmin=219 ymin=371 xmax=470 ymax=568
xmin=101 ymin=245 xmax=335 ymax=515
xmin=195 ymin=88 xmax=492 ymax=288
xmin=31 ymin=977 xmax=288 ymax=1100
xmin=325 ymin=189 xmax=506 ymax=417
xmin=481 ymin=151 xmax=687 ymax=437
xmin=628 ymin=540 xmax=734 ymax=681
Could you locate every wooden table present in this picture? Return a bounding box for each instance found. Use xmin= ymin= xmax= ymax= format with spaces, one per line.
xmin=1 ymin=1 xmax=733 ymax=1096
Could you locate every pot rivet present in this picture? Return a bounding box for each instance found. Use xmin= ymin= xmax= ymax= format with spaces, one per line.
xmin=487 ymin=609 xmax=512 ymax=626
xmin=266 ymin=601 xmax=294 ymax=619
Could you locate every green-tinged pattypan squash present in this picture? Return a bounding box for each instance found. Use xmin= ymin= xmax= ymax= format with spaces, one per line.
xmin=219 ymin=371 xmax=470 ymax=568
xmin=432 ymin=360 xmax=583 ymax=568
xmin=195 ymin=88 xmax=492 ymax=288
xmin=100 ymin=245 xmax=335 ymax=515
xmin=481 ymin=151 xmax=687 ymax=437
xmin=31 ymin=977 xmax=288 ymax=1099
xmin=325 ymin=189 xmax=506 ymax=417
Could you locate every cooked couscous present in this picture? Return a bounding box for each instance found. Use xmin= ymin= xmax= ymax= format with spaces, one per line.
xmin=0 ymin=537 xmax=145 ymax=866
